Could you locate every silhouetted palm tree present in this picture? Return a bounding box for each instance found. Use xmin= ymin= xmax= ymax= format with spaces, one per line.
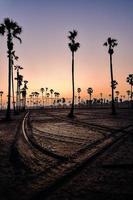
xmin=104 ymin=37 xmax=118 ymax=115
xmin=46 ymin=92 xmax=50 ymax=106
xmin=21 ymin=80 xmax=28 ymax=110
xmin=127 ymin=74 xmax=133 ymax=101
xmin=29 ymin=94 xmax=33 ymax=107
xmin=126 ymin=90 xmax=130 ymax=101
xmin=40 ymin=88 xmax=45 ymax=107
xmin=35 ymin=92 xmax=39 ymax=107
xmin=87 ymin=87 xmax=93 ymax=106
xmin=14 ymin=65 xmax=23 ymax=111
xmin=11 ymin=51 xmax=19 ymax=113
xmin=0 ymin=91 xmax=3 ymax=110
xmin=115 ymin=90 xmax=120 ymax=102
xmin=0 ymin=18 xmax=22 ymax=119
xmin=50 ymin=89 xmax=54 ymax=105
xmin=68 ymin=30 xmax=80 ymax=118
xmin=100 ymin=93 xmax=103 ymax=104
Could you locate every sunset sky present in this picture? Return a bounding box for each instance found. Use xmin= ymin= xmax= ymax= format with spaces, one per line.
xmin=0 ymin=0 xmax=133 ymax=103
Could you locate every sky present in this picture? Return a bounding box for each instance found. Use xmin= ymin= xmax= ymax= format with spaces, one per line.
xmin=0 ymin=0 xmax=133 ymax=103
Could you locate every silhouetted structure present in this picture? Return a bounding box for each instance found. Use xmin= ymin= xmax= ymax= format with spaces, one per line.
xmin=68 ymin=30 xmax=80 ymax=118
xmin=104 ymin=37 xmax=118 ymax=115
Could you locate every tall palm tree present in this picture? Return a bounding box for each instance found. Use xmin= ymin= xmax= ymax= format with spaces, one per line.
xmin=0 ymin=91 xmax=3 ymax=110
xmin=77 ymin=88 xmax=81 ymax=104
xmin=14 ymin=65 xmax=23 ymax=112
xmin=68 ymin=30 xmax=80 ymax=118
xmin=0 ymin=18 xmax=22 ymax=119
xmin=11 ymin=51 xmax=19 ymax=113
xmin=127 ymin=74 xmax=133 ymax=101
xmin=104 ymin=37 xmax=118 ymax=115
xmin=87 ymin=87 xmax=93 ymax=106
xmin=40 ymin=88 xmax=45 ymax=107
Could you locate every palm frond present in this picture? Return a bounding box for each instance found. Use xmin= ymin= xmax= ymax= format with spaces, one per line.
xmin=0 ymin=24 xmax=5 ymax=35
xmin=13 ymin=34 xmax=22 ymax=43
xmin=103 ymin=42 xmax=107 ymax=46
xmin=4 ymin=18 xmax=11 ymax=28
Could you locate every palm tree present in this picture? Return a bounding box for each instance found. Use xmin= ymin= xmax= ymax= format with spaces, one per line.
xmin=77 ymin=88 xmax=81 ymax=105
xmin=127 ymin=74 xmax=133 ymax=101
xmin=68 ymin=30 xmax=80 ymax=118
xmin=14 ymin=65 xmax=23 ymax=112
xmin=100 ymin=93 xmax=103 ymax=104
xmin=35 ymin=92 xmax=39 ymax=108
xmin=21 ymin=80 xmax=28 ymax=110
xmin=126 ymin=90 xmax=130 ymax=101
xmin=56 ymin=92 xmax=60 ymax=99
xmin=0 ymin=18 xmax=22 ymax=119
xmin=50 ymin=89 xmax=54 ymax=105
xmin=104 ymin=37 xmax=118 ymax=115
xmin=87 ymin=87 xmax=93 ymax=106
xmin=115 ymin=90 xmax=120 ymax=102
xmin=40 ymin=88 xmax=45 ymax=107
xmin=29 ymin=94 xmax=33 ymax=107
xmin=0 ymin=91 xmax=3 ymax=110
xmin=11 ymin=51 xmax=19 ymax=113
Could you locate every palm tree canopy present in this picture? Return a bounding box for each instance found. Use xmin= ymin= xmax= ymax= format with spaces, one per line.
xmin=115 ymin=91 xmax=120 ymax=95
xmin=0 ymin=17 xmax=22 ymax=43
xmin=14 ymin=65 xmax=23 ymax=71
xmin=40 ymin=88 xmax=45 ymax=93
xmin=77 ymin=88 xmax=81 ymax=93
xmin=87 ymin=87 xmax=93 ymax=95
xmin=0 ymin=91 xmax=4 ymax=95
xmin=126 ymin=90 xmax=131 ymax=95
xmin=103 ymin=37 xmax=118 ymax=55
xmin=127 ymin=74 xmax=133 ymax=85
xmin=50 ymin=89 xmax=54 ymax=94
xmin=68 ymin=30 xmax=80 ymax=52
xmin=46 ymin=93 xmax=50 ymax=97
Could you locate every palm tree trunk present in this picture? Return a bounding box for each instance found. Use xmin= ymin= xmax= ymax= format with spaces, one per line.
xmin=0 ymin=95 xmax=2 ymax=110
xmin=68 ymin=51 xmax=74 ymax=117
xmin=16 ymin=70 xmax=19 ymax=112
xmin=6 ymin=45 xmax=12 ymax=120
xmin=110 ymin=53 xmax=116 ymax=115
xmin=131 ymin=84 xmax=132 ymax=101
xmin=12 ymin=62 xmax=16 ymax=113
xmin=90 ymin=94 xmax=91 ymax=107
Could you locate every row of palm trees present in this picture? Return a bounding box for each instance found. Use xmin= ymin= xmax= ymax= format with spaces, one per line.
xmin=0 ymin=18 xmax=29 ymax=119
xmin=68 ymin=31 xmax=133 ymax=117
xmin=28 ymin=88 xmax=60 ymax=107
xmin=0 ymin=18 xmax=133 ymax=119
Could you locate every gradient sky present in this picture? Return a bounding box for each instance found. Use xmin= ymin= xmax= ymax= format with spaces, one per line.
xmin=0 ymin=0 xmax=133 ymax=102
